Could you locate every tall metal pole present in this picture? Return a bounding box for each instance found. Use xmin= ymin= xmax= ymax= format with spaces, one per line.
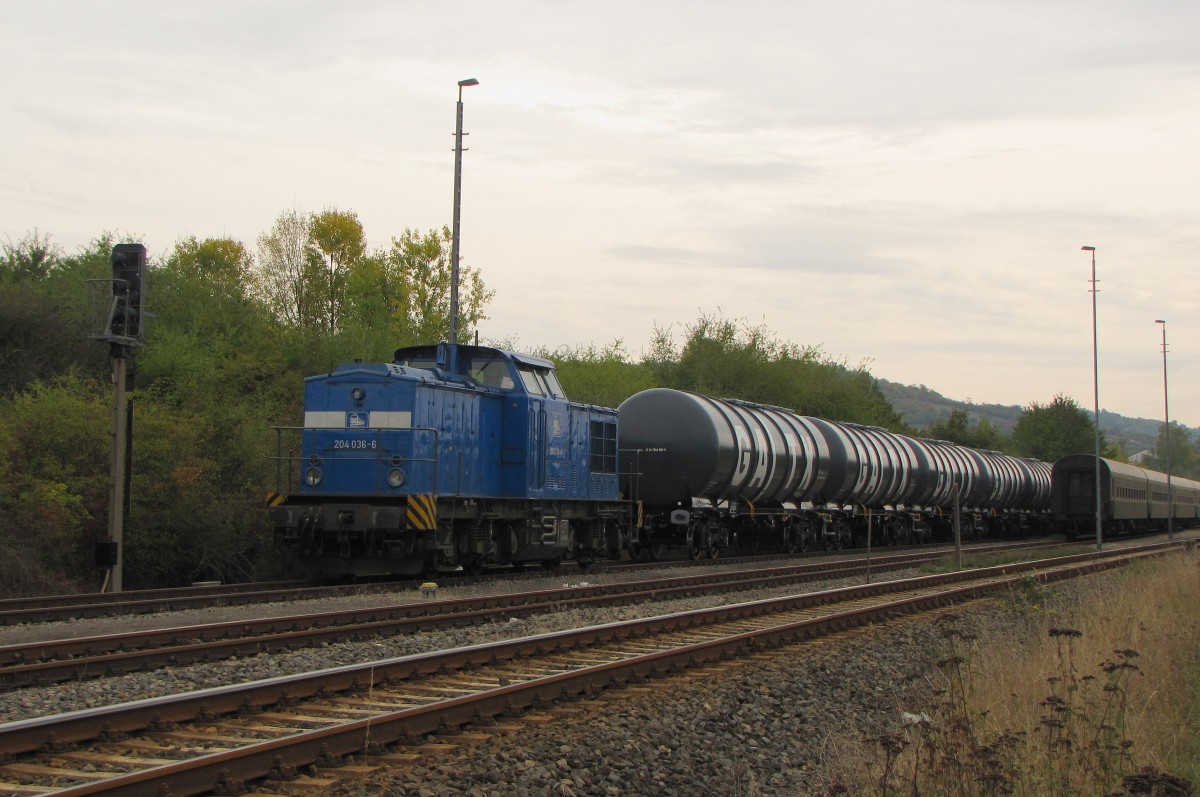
xmin=107 ymin=353 xmax=127 ymax=592
xmin=1082 ymin=245 xmax=1101 ymax=550
xmin=1156 ymin=319 xmax=1172 ymax=540
xmin=449 ymin=77 xmax=479 ymax=346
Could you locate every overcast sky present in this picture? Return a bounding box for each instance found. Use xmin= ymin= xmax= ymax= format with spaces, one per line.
xmin=3 ymin=1 xmax=1198 ymax=429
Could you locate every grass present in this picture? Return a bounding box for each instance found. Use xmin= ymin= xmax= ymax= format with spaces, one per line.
xmin=840 ymin=551 xmax=1200 ymax=796
xmin=919 ymin=542 xmax=1098 ymax=574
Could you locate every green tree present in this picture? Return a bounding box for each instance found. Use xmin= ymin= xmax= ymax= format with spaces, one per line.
xmin=344 ymin=226 xmax=492 ymax=346
xmin=923 ymin=409 xmax=1009 ymax=451
xmin=650 ymin=313 xmax=905 ymax=428
xmin=0 ymin=374 xmax=111 ymax=595
xmin=254 ymin=209 xmax=316 ymax=329
xmin=308 ymin=209 xmax=367 ymax=335
xmin=1010 ymin=394 xmax=1107 ymax=462
xmin=123 ymin=396 xmax=279 ymax=587
xmin=139 ymin=236 xmax=283 ymax=409
xmin=537 ymin=340 xmax=658 ymax=408
xmin=0 ymin=232 xmax=117 ymax=397
xmin=166 ymin=236 xmax=255 ymax=304
xmin=1144 ymin=422 xmax=1200 ymax=480
xmin=1 ymin=229 xmax=61 ymax=283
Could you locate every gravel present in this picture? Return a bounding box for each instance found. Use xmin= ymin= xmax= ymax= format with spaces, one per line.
xmin=0 ymin=558 xmax=1125 ymax=796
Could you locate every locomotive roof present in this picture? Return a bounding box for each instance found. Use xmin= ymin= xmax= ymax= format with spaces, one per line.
xmin=392 ymin=343 xmax=557 ymax=372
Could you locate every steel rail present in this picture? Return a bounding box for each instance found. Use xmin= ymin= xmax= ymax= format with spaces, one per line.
xmin=0 ymin=538 xmax=1065 ymax=626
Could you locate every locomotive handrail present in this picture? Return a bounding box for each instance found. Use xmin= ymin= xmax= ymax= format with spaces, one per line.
xmin=269 ymin=425 xmax=441 ymax=495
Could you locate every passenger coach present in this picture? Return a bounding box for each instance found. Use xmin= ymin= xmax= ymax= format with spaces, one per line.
xmin=1051 ymin=454 xmax=1200 ymax=538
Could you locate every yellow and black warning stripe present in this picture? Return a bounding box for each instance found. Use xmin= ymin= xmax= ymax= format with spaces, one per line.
xmin=266 ymin=492 xmax=287 ymax=507
xmin=407 ymin=494 xmax=438 ymax=530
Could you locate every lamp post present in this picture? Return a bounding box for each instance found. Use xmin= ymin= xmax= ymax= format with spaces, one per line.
xmin=1082 ymin=245 xmax=1101 ymax=550
xmin=1156 ymin=319 xmax=1172 ymax=540
xmin=449 ymin=77 xmax=479 ymax=346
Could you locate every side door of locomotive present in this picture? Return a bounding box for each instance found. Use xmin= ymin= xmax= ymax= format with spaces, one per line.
xmin=517 ymin=364 xmax=571 ymax=497
xmin=519 ymin=366 xmax=547 ymax=492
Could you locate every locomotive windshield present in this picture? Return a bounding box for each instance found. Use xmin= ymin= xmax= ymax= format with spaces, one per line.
xmin=392 ymin=345 xmax=518 ymax=391
xmin=390 ymin=344 xmax=569 ymax=396
xmin=466 ymin=354 xmax=515 ymax=389
xmin=518 ymin=365 xmax=566 ymax=398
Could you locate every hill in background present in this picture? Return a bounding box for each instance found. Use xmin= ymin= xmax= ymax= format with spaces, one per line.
xmin=876 ymin=378 xmax=1181 ymax=457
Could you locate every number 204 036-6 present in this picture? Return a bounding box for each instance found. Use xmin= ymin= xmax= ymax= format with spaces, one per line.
xmin=333 ymin=439 xmax=377 ymax=450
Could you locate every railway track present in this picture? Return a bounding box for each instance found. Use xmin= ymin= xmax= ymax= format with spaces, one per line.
xmin=0 ymin=541 xmax=1064 ymax=690
xmin=0 ymin=537 xmax=1070 ymax=627
xmin=0 ymin=541 xmax=1182 ymax=797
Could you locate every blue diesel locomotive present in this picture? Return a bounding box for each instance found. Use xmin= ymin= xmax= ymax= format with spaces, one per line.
xmin=268 ymin=342 xmax=625 ymax=576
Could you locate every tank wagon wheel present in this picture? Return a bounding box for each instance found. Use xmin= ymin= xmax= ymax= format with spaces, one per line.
xmin=686 ymin=524 xmax=706 ymax=561
xmin=776 ymin=527 xmax=792 ymax=555
xmin=709 ymin=524 xmax=727 ymax=560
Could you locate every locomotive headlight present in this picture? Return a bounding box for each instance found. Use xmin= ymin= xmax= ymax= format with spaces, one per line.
xmin=304 ymin=466 xmax=323 ymax=486
xmin=351 ymin=387 xmax=365 ymax=402
xmin=387 ymin=467 xmax=406 ymax=488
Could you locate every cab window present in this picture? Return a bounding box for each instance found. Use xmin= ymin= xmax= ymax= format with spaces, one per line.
xmin=543 ymin=369 xmax=566 ymax=399
xmin=519 ymin=367 xmax=545 ymax=395
xmin=469 ymin=357 xmax=515 ymax=389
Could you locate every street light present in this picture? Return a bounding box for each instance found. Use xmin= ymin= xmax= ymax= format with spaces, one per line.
xmin=1081 ymin=245 xmax=1101 ymax=550
xmin=1156 ymin=319 xmax=1173 ymax=540
xmin=449 ymin=77 xmax=479 ymax=346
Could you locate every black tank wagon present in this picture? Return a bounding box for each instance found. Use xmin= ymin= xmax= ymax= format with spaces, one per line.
xmin=618 ymin=388 xmax=1052 ymax=559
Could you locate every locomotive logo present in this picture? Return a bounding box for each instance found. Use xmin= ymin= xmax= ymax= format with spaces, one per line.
xmin=348 ymin=412 xmax=367 ymax=429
